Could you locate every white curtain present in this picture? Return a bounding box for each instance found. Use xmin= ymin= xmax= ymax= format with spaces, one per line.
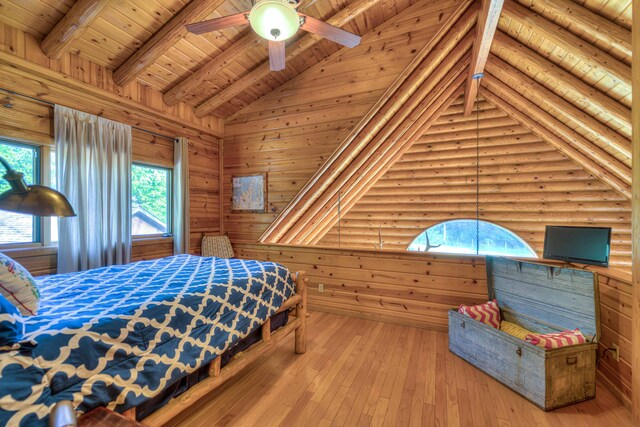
xmin=173 ymin=137 xmax=190 ymax=254
xmin=55 ymin=105 xmax=132 ymax=273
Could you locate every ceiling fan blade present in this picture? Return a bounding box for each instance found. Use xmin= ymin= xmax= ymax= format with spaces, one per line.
xmin=268 ymin=40 xmax=286 ymax=71
xmin=299 ymin=14 xmax=361 ymax=48
xmin=186 ymin=12 xmax=249 ymax=35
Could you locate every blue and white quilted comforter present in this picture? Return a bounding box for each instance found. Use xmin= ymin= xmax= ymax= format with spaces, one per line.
xmin=0 ymin=254 xmax=296 ymax=426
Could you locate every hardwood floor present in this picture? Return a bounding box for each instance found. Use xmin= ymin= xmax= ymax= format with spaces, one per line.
xmin=168 ymin=312 xmax=633 ymax=427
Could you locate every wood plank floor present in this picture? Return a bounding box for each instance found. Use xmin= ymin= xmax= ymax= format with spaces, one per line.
xmin=168 ymin=312 xmax=633 ymax=427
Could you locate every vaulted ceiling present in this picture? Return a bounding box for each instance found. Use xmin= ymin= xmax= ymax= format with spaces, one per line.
xmin=0 ymin=0 xmax=633 ymax=255
xmin=0 ymin=0 xmax=418 ymax=117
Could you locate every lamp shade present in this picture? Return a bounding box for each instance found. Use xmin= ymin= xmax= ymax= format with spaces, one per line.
xmin=0 ymin=185 xmax=76 ymax=217
xmin=249 ymin=0 xmax=300 ymax=41
xmin=0 ymin=156 xmax=75 ymax=217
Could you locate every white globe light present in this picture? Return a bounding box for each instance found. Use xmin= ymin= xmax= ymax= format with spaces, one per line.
xmin=249 ymin=0 xmax=300 ymax=41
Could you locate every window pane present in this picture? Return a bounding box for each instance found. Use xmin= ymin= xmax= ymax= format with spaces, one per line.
xmin=131 ymin=164 xmax=171 ymax=236
xmin=408 ymin=220 xmax=537 ymax=258
xmin=0 ymin=142 xmax=38 ymax=244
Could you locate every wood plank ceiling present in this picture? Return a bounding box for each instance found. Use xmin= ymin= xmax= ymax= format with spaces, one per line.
xmin=0 ymin=0 xmax=417 ymax=118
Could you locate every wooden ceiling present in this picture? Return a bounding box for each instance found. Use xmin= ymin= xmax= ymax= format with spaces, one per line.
xmin=0 ymin=0 xmax=630 ymax=122
xmin=0 ymin=0 xmax=418 ymax=117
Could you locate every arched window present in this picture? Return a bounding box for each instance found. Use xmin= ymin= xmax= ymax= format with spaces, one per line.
xmin=407 ymin=220 xmax=537 ymax=258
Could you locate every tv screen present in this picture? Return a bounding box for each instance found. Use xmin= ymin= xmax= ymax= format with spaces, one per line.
xmin=543 ymin=226 xmax=611 ymax=267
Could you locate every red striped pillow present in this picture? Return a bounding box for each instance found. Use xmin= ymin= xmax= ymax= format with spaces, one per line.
xmin=525 ymin=329 xmax=586 ymax=349
xmin=458 ymin=299 xmax=501 ymax=329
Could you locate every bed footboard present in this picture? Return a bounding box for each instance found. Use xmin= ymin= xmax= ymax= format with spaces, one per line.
xmin=136 ymin=270 xmax=308 ymax=426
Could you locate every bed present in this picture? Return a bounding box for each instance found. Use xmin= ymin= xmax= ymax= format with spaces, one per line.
xmin=0 ymin=254 xmax=308 ymax=426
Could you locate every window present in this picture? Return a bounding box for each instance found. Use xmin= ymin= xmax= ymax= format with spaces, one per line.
xmin=0 ymin=141 xmax=40 ymax=244
xmin=408 ymin=220 xmax=537 ymax=258
xmin=131 ymin=164 xmax=172 ymax=236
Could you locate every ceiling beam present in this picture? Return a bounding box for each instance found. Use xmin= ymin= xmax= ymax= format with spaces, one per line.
xmin=164 ymin=0 xmax=318 ymax=107
xmin=194 ymin=0 xmax=384 ymax=118
xmin=40 ymin=0 xmax=112 ymax=59
xmin=163 ymin=33 xmax=261 ymax=106
xmin=259 ymin=1 xmax=477 ymax=244
xmin=485 ymin=54 xmax=631 ymax=163
xmin=113 ymin=0 xmax=226 ymax=87
xmin=481 ymin=75 xmax=631 ymax=199
xmin=463 ymin=0 xmax=504 ymax=116
xmin=529 ymin=0 xmax=631 ymax=58
xmin=492 ymin=31 xmax=631 ymax=136
xmin=502 ymin=0 xmax=631 ymax=93
xmin=263 ymin=21 xmax=476 ymax=245
xmin=308 ymin=75 xmax=466 ymax=245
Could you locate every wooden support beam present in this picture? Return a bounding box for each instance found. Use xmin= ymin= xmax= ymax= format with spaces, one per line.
xmin=485 ymin=54 xmax=631 ymax=163
xmin=308 ymin=77 xmax=466 ymax=245
xmin=502 ymin=0 xmax=631 ymax=92
xmin=529 ymin=0 xmax=631 ymax=58
xmin=113 ymin=0 xmax=226 ymax=87
xmin=122 ymin=407 xmax=136 ymax=421
xmin=631 ymin=1 xmax=639 ymax=423
xmin=261 ymin=317 xmax=271 ymax=342
xmin=163 ymin=0 xmax=321 ymax=107
xmin=0 ymin=50 xmax=223 ymax=138
xmin=481 ymin=76 xmax=631 ymax=199
xmin=208 ymin=356 xmax=221 ymax=377
xmin=294 ymin=271 xmax=308 ymax=354
xmin=163 ymin=34 xmax=261 ymax=106
xmin=194 ymin=0 xmax=387 ymax=118
xmin=288 ymin=49 xmax=471 ymax=245
xmin=280 ymin=39 xmax=474 ymax=245
xmin=40 ymin=0 xmax=112 ymax=59
xmin=463 ymin=0 xmax=504 ymax=116
xmin=492 ymin=31 xmax=631 ymax=135
xmin=260 ymin=1 xmax=477 ymax=244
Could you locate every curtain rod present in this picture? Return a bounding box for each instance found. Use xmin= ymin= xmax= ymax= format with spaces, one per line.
xmin=0 ymin=87 xmax=177 ymax=142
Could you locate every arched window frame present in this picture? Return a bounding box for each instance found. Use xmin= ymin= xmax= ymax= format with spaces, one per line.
xmin=407 ymin=219 xmax=537 ymax=258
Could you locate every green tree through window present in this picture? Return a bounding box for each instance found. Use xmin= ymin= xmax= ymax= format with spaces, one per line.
xmin=131 ymin=164 xmax=172 ymax=236
xmin=408 ymin=220 xmax=537 ymax=257
xmin=0 ymin=141 xmax=38 ymax=244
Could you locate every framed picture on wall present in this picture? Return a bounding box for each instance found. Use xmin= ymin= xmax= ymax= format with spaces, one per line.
xmin=231 ymin=173 xmax=267 ymax=213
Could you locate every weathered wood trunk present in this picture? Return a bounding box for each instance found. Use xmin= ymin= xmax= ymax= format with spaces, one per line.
xmin=449 ymin=257 xmax=600 ymax=410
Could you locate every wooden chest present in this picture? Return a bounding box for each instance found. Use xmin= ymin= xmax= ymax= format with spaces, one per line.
xmin=448 ymin=257 xmax=600 ymax=410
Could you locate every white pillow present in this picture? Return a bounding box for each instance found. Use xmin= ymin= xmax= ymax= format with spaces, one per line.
xmin=0 ymin=253 xmax=40 ymax=316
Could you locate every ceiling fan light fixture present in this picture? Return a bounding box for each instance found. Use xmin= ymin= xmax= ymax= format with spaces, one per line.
xmin=249 ymin=0 xmax=300 ymax=41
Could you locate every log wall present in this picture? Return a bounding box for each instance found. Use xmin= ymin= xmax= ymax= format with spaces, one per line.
xmin=221 ymin=0 xmax=633 ymax=407
xmin=223 ymin=0 xmax=468 ymax=243
xmin=318 ymin=96 xmax=632 ymax=270
xmin=232 ymin=243 xmax=633 ymax=408
xmin=0 ymin=22 xmax=223 ymax=137
xmin=0 ymin=25 xmax=222 ymax=274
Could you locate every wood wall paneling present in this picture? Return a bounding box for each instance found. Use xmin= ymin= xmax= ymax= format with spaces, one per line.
xmin=317 ymin=96 xmax=632 ymax=270
xmin=231 ymin=243 xmax=633 ymax=407
xmin=224 ymin=0 xmax=470 ymax=245
xmin=0 ymin=21 xmax=223 ymax=269
xmin=0 ymin=22 xmax=223 ymax=138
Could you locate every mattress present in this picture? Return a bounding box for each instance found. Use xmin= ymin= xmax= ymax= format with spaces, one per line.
xmin=0 ymin=255 xmax=296 ymax=426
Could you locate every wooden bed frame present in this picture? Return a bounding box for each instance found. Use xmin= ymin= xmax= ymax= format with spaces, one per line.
xmin=115 ymin=270 xmax=308 ymax=426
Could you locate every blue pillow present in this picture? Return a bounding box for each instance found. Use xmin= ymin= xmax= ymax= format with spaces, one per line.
xmin=0 ymin=293 xmax=24 ymax=347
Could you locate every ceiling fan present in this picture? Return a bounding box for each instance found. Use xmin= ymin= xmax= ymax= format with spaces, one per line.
xmin=186 ymin=0 xmax=362 ymax=71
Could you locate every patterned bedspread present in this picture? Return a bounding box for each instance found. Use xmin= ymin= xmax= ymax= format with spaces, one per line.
xmin=0 ymin=255 xmax=296 ymax=426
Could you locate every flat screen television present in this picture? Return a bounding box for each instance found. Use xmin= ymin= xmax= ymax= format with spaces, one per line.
xmin=543 ymin=225 xmax=611 ymax=267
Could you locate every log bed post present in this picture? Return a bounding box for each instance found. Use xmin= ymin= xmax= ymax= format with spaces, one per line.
xmin=295 ymin=271 xmax=308 ymax=354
